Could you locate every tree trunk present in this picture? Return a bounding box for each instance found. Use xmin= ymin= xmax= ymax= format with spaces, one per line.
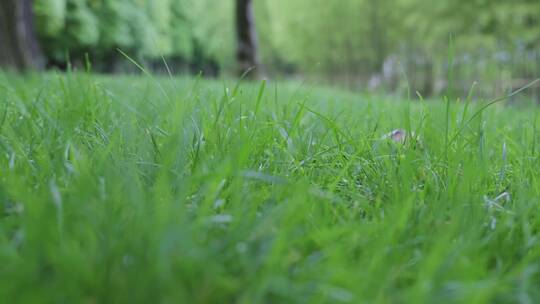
xmin=423 ymin=59 xmax=434 ymax=97
xmin=235 ymin=0 xmax=261 ymax=78
xmin=0 ymin=0 xmax=44 ymax=70
xmin=369 ymin=0 xmax=386 ymax=73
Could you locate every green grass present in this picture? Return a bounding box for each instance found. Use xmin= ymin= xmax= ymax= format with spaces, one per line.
xmin=1 ymin=72 xmax=540 ymax=303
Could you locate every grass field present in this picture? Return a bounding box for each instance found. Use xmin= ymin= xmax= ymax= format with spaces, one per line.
xmin=1 ymin=72 xmax=540 ymax=303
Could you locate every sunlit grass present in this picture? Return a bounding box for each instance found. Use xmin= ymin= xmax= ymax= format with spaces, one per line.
xmin=1 ymin=72 xmax=540 ymax=303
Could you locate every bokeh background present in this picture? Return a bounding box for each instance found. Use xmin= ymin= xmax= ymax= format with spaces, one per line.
xmin=2 ymin=0 xmax=540 ymax=99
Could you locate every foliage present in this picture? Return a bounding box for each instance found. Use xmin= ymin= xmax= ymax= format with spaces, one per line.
xmin=34 ymin=0 xmax=66 ymax=37
xmin=259 ymin=0 xmax=540 ymax=68
xmin=34 ymin=0 xmax=235 ymax=70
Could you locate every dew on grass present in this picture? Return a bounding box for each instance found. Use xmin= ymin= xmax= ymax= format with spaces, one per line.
xmin=9 ymin=152 xmax=15 ymax=170
xmin=210 ymin=214 xmax=233 ymax=224
xmin=214 ymin=198 xmax=226 ymax=209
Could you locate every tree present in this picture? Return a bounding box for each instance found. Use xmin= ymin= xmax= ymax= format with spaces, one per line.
xmin=235 ymin=0 xmax=261 ymax=77
xmin=0 ymin=0 xmax=44 ymax=70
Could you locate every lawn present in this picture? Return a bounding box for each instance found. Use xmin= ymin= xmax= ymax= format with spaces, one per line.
xmin=1 ymin=72 xmax=540 ymax=303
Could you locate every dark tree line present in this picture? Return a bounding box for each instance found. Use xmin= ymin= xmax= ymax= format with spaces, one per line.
xmin=0 ymin=0 xmax=260 ymax=76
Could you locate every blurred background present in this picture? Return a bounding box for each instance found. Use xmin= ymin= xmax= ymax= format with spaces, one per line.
xmin=1 ymin=0 xmax=539 ymax=100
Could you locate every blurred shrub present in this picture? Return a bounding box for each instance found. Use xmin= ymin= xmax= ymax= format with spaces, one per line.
xmin=34 ymin=0 xmax=66 ymax=37
xmin=34 ymin=0 xmax=234 ymax=73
